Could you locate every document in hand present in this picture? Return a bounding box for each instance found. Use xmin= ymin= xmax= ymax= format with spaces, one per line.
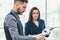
xmin=42 ymin=27 xmax=55 ymax=37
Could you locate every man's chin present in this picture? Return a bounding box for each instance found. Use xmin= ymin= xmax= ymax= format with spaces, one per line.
xmin=18 ymin=12 xmax=24 ymax=15
xmin=19 ymin=13 xmax=22 ymax=15
xmin=18 ymin=12 xmax=22 ymax=15
xmin=20 ymin=12 xmax=24 ymax=15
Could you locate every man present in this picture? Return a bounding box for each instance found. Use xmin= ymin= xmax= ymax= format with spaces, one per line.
xmin=4 ymin=0 xmax=44 ymax=40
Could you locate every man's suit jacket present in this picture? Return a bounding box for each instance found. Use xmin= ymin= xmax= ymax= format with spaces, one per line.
xmin=4 ymin=10 xmax=36 ymax=40
xmin=25 ymin=20 xmax=45 ymax=35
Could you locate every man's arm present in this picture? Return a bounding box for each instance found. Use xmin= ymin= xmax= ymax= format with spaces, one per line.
xmin=28 ymin=34 xmax=45 ymax=40
xmin=5 ymin=15 xmax=44 ymax=40
xmin=5 ymin=15 xmax=36 ymax=40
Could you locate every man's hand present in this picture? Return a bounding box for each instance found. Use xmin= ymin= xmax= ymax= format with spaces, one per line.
xmin=36 ymin=34 xmax=45 ymax=40
xmin=28 ymin=34 xmax=45 ymax=40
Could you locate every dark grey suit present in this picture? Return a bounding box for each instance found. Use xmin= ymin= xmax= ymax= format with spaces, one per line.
xmin=4 ymin=10 xmax=36 ymax=40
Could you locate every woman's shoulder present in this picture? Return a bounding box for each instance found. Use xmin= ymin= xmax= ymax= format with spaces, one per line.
xmin=39 ymin=19 xmax=45 ymax=23
xmin=25 ymin=20 xmax=32 ymax=25
xmin=25 ymin=21 xmax=33 ymax=28
xmin=39 ymin=19 xmax=45 ymax=22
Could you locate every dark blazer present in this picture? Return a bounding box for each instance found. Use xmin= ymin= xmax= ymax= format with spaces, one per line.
xmin=25 ymin=19 xmax=45 ymax=35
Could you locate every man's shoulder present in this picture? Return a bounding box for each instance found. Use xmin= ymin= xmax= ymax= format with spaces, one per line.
xmin=4 ymin=13 xmax=16 ymax=23
xmin=6 ymin=13 xmax=16 ymax=19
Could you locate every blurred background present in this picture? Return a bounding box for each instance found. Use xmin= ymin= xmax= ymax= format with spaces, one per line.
xmin=0 ymin=0 xmax=60 ymax=40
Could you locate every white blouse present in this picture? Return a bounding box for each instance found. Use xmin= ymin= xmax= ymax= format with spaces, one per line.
xmin=33 ymin=21 xmax=39 ymax=27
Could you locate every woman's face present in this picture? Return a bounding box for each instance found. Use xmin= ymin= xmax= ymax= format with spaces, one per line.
xmin=32 ymin=10 xmax=39 ymax=21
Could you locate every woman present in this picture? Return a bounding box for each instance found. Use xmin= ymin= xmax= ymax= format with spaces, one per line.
xmin=25 ymin=7 xmax=45 ymax=35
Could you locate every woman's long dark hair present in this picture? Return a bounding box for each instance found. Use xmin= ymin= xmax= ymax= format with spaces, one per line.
xmin=28 ymin=7 xmax=40 ymax=21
